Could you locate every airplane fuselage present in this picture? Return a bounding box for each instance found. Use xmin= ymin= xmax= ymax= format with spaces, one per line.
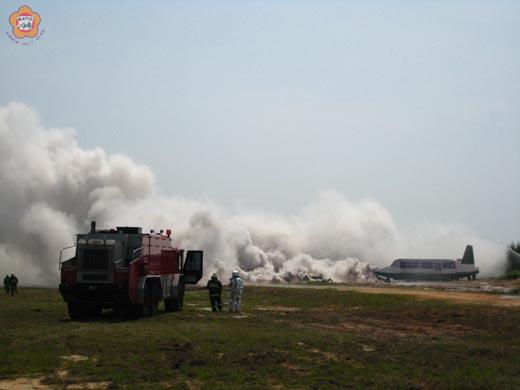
xmin=374 ymin=257 xmax=479 ymax=282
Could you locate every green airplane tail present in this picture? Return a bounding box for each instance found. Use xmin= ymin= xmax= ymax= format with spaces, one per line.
xmin=461 ymin=245 xmax=474 ymax=264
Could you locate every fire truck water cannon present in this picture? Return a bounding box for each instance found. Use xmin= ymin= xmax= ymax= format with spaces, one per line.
xmin=59 ymin=221 xmax=203 ymax=320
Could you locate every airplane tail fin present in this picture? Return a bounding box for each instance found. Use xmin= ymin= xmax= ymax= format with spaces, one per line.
xmin=461 ymin=245 xmax=474 ymax=265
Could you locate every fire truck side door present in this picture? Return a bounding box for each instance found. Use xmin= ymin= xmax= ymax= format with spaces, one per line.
xmin=183 ymin=250 xmax=203 ymax=284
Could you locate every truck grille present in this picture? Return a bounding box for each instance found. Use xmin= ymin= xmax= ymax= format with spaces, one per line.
xmin=82 ymin=274 xmax=109 ymax=281
xmin=82 ymin=249 xmax=109 ymax=270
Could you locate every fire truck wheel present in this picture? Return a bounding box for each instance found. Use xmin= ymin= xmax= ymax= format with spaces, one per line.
xmin=87 ymin=305 xmax=102 ymax=317
xmin=141 ymin=287 xmax=152 ymax=317
xmin=164 ymin=282 xmax=185 ymax=312
xmin=164 ymin=298 xmax=174 ymax=312
xmin=68 ymin=303 xmax=87 ymax=320
xmin=177 ymin=282 xmax=185 ymax=309
xmin=173 ymin=282 xmax=185 ymax=311
xmin=149 ymin=285 xmax=160 ymax=315
xmin=132 ymin=287 xmax=151 ymax=318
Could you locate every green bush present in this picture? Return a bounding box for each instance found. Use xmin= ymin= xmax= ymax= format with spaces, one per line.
xmin=504 ymin=270 xmax=520 ymax=280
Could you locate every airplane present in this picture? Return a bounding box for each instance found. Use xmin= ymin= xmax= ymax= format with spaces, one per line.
xmin=374 ymin=245 xmax=479 ymax=282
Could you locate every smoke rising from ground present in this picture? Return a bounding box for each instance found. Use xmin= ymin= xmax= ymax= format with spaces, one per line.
xmin=0 ymin=103 xmax=507 ymax=286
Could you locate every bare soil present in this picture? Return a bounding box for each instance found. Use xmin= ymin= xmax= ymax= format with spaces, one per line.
xmin=0 ymin=377 xmax=50 ymax=390
xmin=336 ymin=286 xmax=520 ymax=307
xmin=263 ymin=279 xmax=520 ymax=307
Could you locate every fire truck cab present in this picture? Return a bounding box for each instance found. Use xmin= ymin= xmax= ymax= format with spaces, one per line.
xmin=59 ymin=221 xmax=203 ymax=319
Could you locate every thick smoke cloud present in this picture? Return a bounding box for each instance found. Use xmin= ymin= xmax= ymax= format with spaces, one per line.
xmin=0 ymin=103 xmax=507 ymax=286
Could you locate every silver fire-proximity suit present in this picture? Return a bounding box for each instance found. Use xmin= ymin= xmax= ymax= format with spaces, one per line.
xmin=229 ymin=270 xmax=244 ymax=313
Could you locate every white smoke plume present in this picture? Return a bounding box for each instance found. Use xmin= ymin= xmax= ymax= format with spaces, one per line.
xmin=0 ymin=103 xmax=507 ymax=286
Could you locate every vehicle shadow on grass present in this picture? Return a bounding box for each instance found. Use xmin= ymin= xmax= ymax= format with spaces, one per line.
xmin=58 ymin=308 xmax=173 ymax=323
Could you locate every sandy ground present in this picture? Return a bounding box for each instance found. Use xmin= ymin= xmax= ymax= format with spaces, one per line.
xmin=0 ymin=355 xmax=110 ymax=390
xmin=0 ymin=377 xmax=50 ymax=390
xmin=261 ymin=279 xmax=520 ymax=307
xmin=0 ymin=377 xmax=110 ymax=390
xmin=336 ymin=285 xmax=520 ymax=307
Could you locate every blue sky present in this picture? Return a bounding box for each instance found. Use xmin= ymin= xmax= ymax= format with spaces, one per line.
xmin=1 ymin=1 xmax=519 ymax=243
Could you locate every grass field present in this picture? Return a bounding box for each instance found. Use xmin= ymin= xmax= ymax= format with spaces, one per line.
xmin=1 ymin=286 xmax=520 ymax=389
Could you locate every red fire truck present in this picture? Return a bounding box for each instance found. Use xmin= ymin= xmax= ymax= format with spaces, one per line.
xmin=59 ymin=221 xmax=203 ymax=319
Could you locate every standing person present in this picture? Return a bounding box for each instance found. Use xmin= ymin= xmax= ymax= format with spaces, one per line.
xmin=3 ymin=274 xmax=10 ymax=294
xmin=9 ymin=274 xmax=18 ymax=295
xmin=229 ymin=270 xmax=244 ymax=313
xmin=206 ymin=273 xmax=223 ymax=312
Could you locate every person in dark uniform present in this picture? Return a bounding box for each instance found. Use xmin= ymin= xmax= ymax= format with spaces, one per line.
xmin=3 ymin=274 xmax=10 ymax=294
xmin=9 ymin=274 xmax=18 ymax=295
xmin=206 ymin=273 xmax=223 ymax=312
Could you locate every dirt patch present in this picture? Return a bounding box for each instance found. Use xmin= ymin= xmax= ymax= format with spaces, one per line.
xmin=184 ymin=379 xmax=204 ymax=390
xmin=0 ymin=377 xmax=50 ymax=389
xmin=57 ymin=369 xmax=69 ymax=378
xmin=362 ymin=345 xmax=376 ymax=352
xmin=60 ymin=354 xmax=90 ymax=362
xmin=280 ymin=362 xmax=309 ymax=376
xmin=159 ymin=341 xmax=208 ymax=370
xmin=54 ymin=358 xmax=111 ymax=389
xmin=336 ymin=286 xmax=520 ymax=307
xmin=66 ymin=382 xmax=111 ymax=389
xmin=305 ymin=316 xmax=470 ymax=339
xmin=267 ymin=380 xmax=287 ymax=390
xmin=0 ymin=376 xmax=110 ymax=390
xmin=261 ymin=281 xmax=520 ymax=307
xmin=242 ymin=350 xmax=286 ymax=367
xmin=161 ymin=341 xmax=192 ymax=353
xmin=310 ymin=348 xmax=339 ymax=361
xmin=257 ymin=306 xmax=301 ymax=312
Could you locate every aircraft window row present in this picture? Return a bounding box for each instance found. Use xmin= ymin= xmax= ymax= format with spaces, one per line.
xmin=399 ymin=261 xmax=456 ymax=269
xmin=400 ymin=262 xmax=421 ymax=269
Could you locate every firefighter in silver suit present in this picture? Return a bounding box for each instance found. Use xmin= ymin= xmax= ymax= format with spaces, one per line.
xmin=229 ymin=270 xmax=243 ymax=313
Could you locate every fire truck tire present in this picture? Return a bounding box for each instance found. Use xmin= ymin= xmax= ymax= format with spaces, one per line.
xmin=133 ymin=287 xmax=152 ymax=318
xmin=68 ymin=303 xmax=88 ymax=320
xmin=164 ymin=282 xmax=185 ymax=312
xmin=173 ymin=282 xmax=185 ymax=311
xmin=164 ymin=298 xmax=174 ymax=312
xmin=113 ymin=305 xmax=124 ymax=314
xmin=87 ymin=305 xmax=102 ymax=317
xmin=143 ymin=287 xmax=152 ymax=317
xmin=149 ymin=285 xmax=160 ymax=315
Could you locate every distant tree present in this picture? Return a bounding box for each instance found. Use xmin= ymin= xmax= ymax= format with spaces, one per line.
xmin=506 ymin=242 xmax=520 ymax=272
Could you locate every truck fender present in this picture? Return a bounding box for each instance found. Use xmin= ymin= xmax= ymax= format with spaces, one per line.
xmin=170 ymin=274 xmax=181 ymax=298
xmin=136 ymin=276 xmax=160 ymax=304
xmin=162 ymin=274 xmax=181 ymax=299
